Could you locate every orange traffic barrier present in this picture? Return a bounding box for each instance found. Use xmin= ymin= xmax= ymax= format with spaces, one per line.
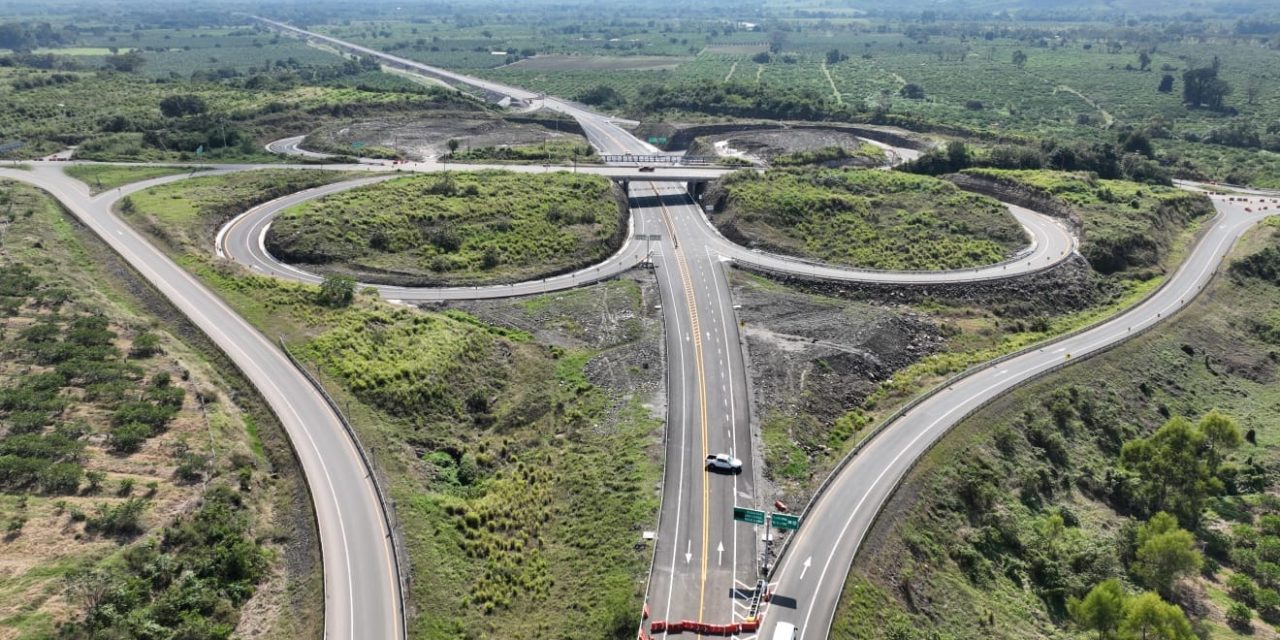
xmin=643 ymin=604 xmax=650 ymax=620
xmin=650 ymin=620 xmax=667 ymax=634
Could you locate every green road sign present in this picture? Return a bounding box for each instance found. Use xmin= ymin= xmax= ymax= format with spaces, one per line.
xmin=648 ymin=136 xmax=668 ymax=144
xmin=351 ymin=141 xmax=366 ymax=150
xmin=195 ymin=145 xmax=204 ymax=156
xmin=770 ymin=513 xmax=801 ymax=530
xmin=734 ymin=507 xmax=766 ymax=525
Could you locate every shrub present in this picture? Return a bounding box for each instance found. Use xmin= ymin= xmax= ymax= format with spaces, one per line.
xmin=109 ymin=421 xmax=152 ymax=453
xmin=1227 ymin=601 xmax=1253 ymax=630
xmin=317 ymin=274 xmax=356 ymax=307
xmin=129 ymin=332 xmax=162 ymax=358
xmin=86 ymin=497 xmax=147 ymax=537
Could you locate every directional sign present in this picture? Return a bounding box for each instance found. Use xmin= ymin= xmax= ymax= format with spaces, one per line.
xmin=647 ymin=136 xmax=668 ymax=145
xmin=770 ymin=513 xmax=801 ymax=531
xmin=0 ymin=142 xmax=25 ymax=154
xmin=195 ymin=145 xmax=204 ymax=156
xmin=733 ymin=506 xmax=766 ymax=525
xmin=351 ymin=141 xmax=366 ymax=150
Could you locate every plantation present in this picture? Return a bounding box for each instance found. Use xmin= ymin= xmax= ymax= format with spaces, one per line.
xmin=265 ymin=171 xmax=625 ymax=286
xmin=711 ymin=168 xmax=1027 ymax=271
xmin=832 ymin=219 xmax=1280 ymax=639
xmin=962 ymin=169 xmax=1216 ymax=275
xmin=0 ymin=180 xmax=316 ymax=638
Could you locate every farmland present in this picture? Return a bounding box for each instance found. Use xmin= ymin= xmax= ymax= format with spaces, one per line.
xmin=0 ymin=179 xmax=318 ymax=639
xmin=266 ymin=171 xmax=624 ymax=286
xmin=710 ymin=168 xmax=1027 ymax=271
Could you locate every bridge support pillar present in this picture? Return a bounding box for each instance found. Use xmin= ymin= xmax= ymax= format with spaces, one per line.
xmin=620 ymin=180 xmax=629 ymax=196
xmin=687 ymin=180 xmax=706 ymax=200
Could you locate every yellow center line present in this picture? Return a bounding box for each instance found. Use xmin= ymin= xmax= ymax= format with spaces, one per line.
xmin=651 ymin=186 xmax=712 ymax=622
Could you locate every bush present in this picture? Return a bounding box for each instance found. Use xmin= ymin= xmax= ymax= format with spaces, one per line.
xmin=317 ymin=274 xmax=356 ymax=307
xmin=1227 ymin=601 xmax=1253 ymax=630
xmin=129 ymin=332 xmax=162 ymax=358
xmin=109 ymin=421 xmax=152 ymax=453
xmin=86 ymin=497 xmax=147 ymax=537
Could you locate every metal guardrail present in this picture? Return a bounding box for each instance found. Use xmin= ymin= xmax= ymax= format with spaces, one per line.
xmin=764 ymin=207 xmax=1240 ymax=588
xmin=278 ymin=337 xmax=409 ymax=640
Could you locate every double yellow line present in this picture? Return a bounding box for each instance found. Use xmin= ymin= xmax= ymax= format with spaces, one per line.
xmin=651 ymin=186 xmax=713 ymax=621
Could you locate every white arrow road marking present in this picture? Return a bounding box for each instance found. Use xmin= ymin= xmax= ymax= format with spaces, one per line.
xmin=718 ymin=541 xmax=724 ymax=566
xmin=686 ymin=539 xmax=692 ymax=564
xmin=800 ymin=556 xmax=812 ymax=580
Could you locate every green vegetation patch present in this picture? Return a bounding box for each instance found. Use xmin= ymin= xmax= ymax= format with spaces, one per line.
xmin=123 ymin=168 xmax=360 ymax=254
xmin=266 ymin=170 xmax=625 ymax=286
xmin=0 ymin=180 xmax=306 ymax=638
xmin=715 ymin=168 xmax=1026 ymax=270
xmin=447 ymin=137 xmax=597 ymax=164
xmin=833 ymin=220 xmax=1280 ymax=639
xmin=63 ymin=164 xmax=204 ymax=193
xmin=964 ymin=169 xmax=1215 ymax=275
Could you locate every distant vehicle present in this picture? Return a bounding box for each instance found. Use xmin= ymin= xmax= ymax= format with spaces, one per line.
xmin=772 ymin=621 xmax=797 ymax=640
xmin=638 ymin=166 xmax=656 ymax=173
xmin=705 ymin=453 xmax=742 ymax=473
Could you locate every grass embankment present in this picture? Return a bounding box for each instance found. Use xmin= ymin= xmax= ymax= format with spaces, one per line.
xmin=0 ymin=181 xmax=318 ymax=639
xmin=447 ymin=137 xmax=598 ymax=164
xmin=265 ymin=170 xmax=625 ymax=286
xmin=713 ymin=168 xmax=1027 ymax=270
xmin=63 ymin=164 xmax=205 ymax=194
xmin=120 ymin=168 xmax=360 ymax=256
xmin=832 ymin=220 xmax=1280 ymax=639
xmin=770 ymin=143 xmax=887 ymax=167
xmin=964 ymin=169 xmax=1216 ymax=275
xmin=121 ymin=173 xmax=663 ymax=638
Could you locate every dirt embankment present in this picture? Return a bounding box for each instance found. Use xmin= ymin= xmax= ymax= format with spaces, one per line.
xmin=303 ymin=111 xmax=588 ymax=161
xmin=632 ymin=121 xmax=929 ymax=153
xmin=737 ymin=254 xmax=1117 ymax=318
xmin=945 ymin=172 xmax=1083 ymax=235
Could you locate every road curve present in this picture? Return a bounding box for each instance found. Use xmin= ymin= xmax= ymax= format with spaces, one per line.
xmin=0 ymin=165 xmax=403 ymax=640
xmin=763 ymin=192 xmax=1273 ymax=640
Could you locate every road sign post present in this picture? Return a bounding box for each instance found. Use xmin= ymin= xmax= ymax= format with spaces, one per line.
xmin=770 ymin=513 xmax=801 ymax=531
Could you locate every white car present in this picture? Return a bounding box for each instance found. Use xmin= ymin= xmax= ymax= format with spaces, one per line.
xmin=705 ymin=453 xmax=743 ymax=473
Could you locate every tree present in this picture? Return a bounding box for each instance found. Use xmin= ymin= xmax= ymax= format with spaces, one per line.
xmin=1133 ymin=512 xmax=1202 ymax=598
xmin=1182 ymin=60 xmax=1232 ymax=111
xmin=1246 ymin=75 xmax=1263 ymax=105
xmin=1158 ymin=74 xmax=1174 ymax=93
xmin=1012 ymin=49 xmax=1028 ymax=68
xmin=318 ymin=275 xmax=356 ymax=307
xmin=768 ymin=30 xmax=788 ymax=54
xmin=446 ymin=138 xmax=460 ymax=155
xmin=1139 ymin=51 xmax=1152 ymax=71
xmin=1120 ymin=416 xmax=1213 ymax=525
xmin=899 ymin=83 xmax=926 ymax=100
xmin=751 ymin=52 xmax=771 ymax=64
xmin=1069 ymin=579 xmax=1127 ymax=639
xmin=1122 ymin=593 xmax=1195 ymax=640
xmin=159 ymin=95 xmax=208 ymax=118
xmin=1199 ymin=409 xmax=1241 ymax=473
xmin=103 ymin=50 xmax=145 ymax=73
xmin=825 ymin=48 xmax=846 ymax=65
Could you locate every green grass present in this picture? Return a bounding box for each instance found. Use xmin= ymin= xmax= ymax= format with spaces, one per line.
xmin=63 ymin=164 xmax=204 ymax=193
xmin=116 ymin=173 xmax=662 ymax=638
xmin=714 ymin=168 xmax=1026 ymax=270
xmin=266 ymin=170 xmax=624 ymax=286
xmin=963 ymin=169 xmax=1216 ymax=274
xmin=448 ymin=137 xmax=597 ymax=164
xmin=122 ymin=168 xmax=361 ymax=254
xmin=830 ymin=215 xmax=1280 ymax=639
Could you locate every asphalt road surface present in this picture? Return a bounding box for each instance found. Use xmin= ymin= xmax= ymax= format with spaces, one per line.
xmin=14 ymin=18 xmax=1272 ymax=640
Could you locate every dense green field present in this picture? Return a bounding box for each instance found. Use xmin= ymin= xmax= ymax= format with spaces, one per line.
xmin=833 ymin=220 xmax=1280 ymax=640
xmin=712 ymin=168 xmax=1027 ymax=270
xmin=266 ymin=171 xmax=624 ymax=286
xmin=0 ymin=180 xmax=317 ymax=639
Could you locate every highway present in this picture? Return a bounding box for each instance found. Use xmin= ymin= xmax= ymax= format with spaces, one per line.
xmin=762 ymin=192 xmax=1273 ymax=639
xmin=11 ymin=17 xmax=1271 ymax=640
xmin=0 ymin=165 xmax=403 ymax=640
